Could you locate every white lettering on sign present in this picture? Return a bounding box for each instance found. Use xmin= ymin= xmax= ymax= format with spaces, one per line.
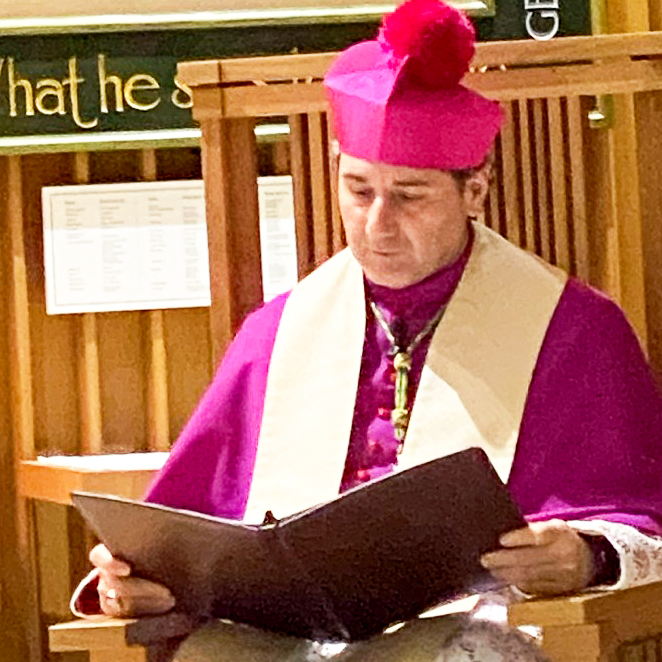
xmin=524 ymin=0 xmax=560 ymax=41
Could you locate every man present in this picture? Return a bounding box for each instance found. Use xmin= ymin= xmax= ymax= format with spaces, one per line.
xmin=73 ymin=0 xmax=662 ymax=658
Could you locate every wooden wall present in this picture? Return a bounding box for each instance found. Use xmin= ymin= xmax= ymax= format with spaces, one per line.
xmin=0 ymin=147 xmax=216 ymax=661
xmin=2 ymin=25 xmax=662 ymax=662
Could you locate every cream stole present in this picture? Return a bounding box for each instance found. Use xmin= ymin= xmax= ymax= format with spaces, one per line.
xmin=243 ymin=223 xmax=567 ymax=523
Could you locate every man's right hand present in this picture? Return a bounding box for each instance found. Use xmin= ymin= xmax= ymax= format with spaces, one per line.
xmin=90 ymin=544 xmax=176 ymax=617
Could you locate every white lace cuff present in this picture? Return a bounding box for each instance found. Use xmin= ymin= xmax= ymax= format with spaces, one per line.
xmin=567 ymin=519 xmax=662 ymax=590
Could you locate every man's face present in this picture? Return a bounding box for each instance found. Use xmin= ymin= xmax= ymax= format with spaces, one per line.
xmin=338 ymin=153 xmax=489 ymax=288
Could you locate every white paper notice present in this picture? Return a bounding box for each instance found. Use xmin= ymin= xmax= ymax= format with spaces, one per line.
xmin=42 ymin=180 xmax=211 ymax=314
xmin=258 ymin=176 xmax=299 ymax=302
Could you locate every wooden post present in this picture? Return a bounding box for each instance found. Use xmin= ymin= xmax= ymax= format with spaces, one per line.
xmin=74 ymin=153 xmax=104 ymax=453
xmin=140 ymin=150 xmax=171 ymax=452
xmin=198 ymin=118 xmax=262 ymax=366
xmin=6 ymin=154 xmax=42 ymax=661
xmin=599 ymin=4 xmax=651 ymax=349
xmin=606 ymin=0 xmax=650 ymax=32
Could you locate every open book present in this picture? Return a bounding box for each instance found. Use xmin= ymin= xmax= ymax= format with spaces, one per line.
xmin=72 ymin=447 xmax=524 ymax=642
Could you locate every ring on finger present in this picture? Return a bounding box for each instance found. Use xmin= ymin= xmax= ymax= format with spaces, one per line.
xmin=105 ymin=588 xmax=125 ymax=612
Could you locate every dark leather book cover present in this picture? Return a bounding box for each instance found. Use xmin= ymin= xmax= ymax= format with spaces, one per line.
xmin=72 ymin=447 xmax=524 ymax=642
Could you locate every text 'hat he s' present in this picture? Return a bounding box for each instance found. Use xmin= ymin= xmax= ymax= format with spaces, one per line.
xmin=324 ymin=0 xmax=503 ymax=170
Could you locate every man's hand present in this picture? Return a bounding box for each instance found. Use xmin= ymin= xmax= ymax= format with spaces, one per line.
xmin=90 ymin=544 xmax=176 ymax=617
xmin=480 ymin=519 xmax=595 ymax=595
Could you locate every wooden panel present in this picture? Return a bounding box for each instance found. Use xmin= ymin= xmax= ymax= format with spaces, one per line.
xmin=289 ymin=114 xmax=315 ymax=279
xmin=178 ymin=34 xmax=662 ymax=89
xmin=90 ymin=152 xmax=147 ymax=452
xmin=164 ymin=308 xmax=212 ymax=439
xmin=651 ymin=0 xmax=662 ymax=30
xmin=0 ymin=156 xmax=33 ymax=662
xmin=193 ymin=60 xmax=662 ymax=121
xmin=499 ymin=101 xmax=522 ymax=246
xmin=200 ymin=118 xmax=262 ymax=365
xmin=5 ymin=154 xmax=41 ymax=662
xmin=518 ymin=99 xmax=536 ymax=252
xmin=532 ymin=98 xmax=552 ymax=263
xmin=485 ymin=138 xmax=502 ymax=233
xmin=155 ymin=147 xmax=212 ymax=439
xmin=97 ymin=312 xmax=147 ymax=452
xmin=548 ymin=97 xmax=570 ymax=272
xmin=636 ymin=90 xmax=662 ymax=381
xmin=539 ymin=623 xmax=603 ymax=662
xmin=50 ymin=619 xmax=145 ymax=652
xmin=74 ymin=153 xmax=104 ymax=454
xmin=49 ymin=612 xmax=195 ymax=654
xmin=326 ymin=112 xmax=344 ymax=254
xmin=19 ymin=460 xmax=164 ymax=506
xmin=581 ymin=106 xmax=613 ymax=294
xmin=308 ymin=112 xmax=333 ymax=266
xmin=78 ymin=312 xmax=104 ymax=453
xmin=140 ymin=150 xmax=170 ymax=452
xmin=509 ymin=581 xmax=662 ymax=628
xmin=608 ymin=94 xmax=648 ymax=346
xmin=8 ymin=155 xmax=35 ymax=461
xmin=145 ymin=307 xmax=170 ymax=452
xmin=35 ymin=501 xmax=74 ymax=617
xmin=0 ymin=144 xmax=221 ymax=661
xmin=21 ymin=153 xmax=80 ymax=455
xmin=566 ymin=96 xmax=590 ymax=281
xmin=607 ymin=0 xmax=650 ymax=31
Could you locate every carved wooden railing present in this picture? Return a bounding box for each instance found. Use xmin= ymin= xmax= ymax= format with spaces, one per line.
xmin=178 ymin=31 xmax=662 ymax=362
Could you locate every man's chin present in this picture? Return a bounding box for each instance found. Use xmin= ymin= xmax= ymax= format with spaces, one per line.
xmin=365 ymin=268 xmax=421 ymax=289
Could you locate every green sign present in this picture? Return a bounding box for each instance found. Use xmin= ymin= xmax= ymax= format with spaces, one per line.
xmin=0 ymin=1 xmax=591 ymax=152
xmin=0 ymin=19 xmax=384 ymax=151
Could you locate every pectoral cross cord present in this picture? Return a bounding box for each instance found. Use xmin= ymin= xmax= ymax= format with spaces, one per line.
xmin=368 ymin=300 xmax=447 ymax=448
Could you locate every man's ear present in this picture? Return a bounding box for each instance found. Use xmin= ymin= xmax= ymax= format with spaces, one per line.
xmin=463 ymin=163 xmax=492 ymax=218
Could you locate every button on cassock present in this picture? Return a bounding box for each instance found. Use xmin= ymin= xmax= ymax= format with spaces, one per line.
xmin=377 ymin=407 xmax=390 ymax=419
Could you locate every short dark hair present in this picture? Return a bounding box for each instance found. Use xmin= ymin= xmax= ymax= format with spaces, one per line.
xmin=450 ymin=150 xmax=495 ymax=190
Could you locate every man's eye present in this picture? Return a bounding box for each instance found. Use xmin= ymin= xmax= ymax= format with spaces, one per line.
xmin=351 ymin=188 xmax=372 ymax=199
xmin=396 ymin=191 xmax=423 ymax=202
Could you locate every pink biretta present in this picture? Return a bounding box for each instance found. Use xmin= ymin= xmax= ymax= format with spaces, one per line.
xmin=324 ymin=0 xmax=503 ymax=170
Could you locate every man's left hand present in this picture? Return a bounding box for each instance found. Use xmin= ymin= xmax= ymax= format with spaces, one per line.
xmin=480 ymin=519 xmax=595 ymax=595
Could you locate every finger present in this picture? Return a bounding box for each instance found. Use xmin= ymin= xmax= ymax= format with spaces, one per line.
xmin=98 ymin=577 xmax=176 ymax=617
xmin=483 ymin=536 xmax=587 ymax=573
xmin=513 ymin=576 xmax=573 ymax=595
xmin=97 ymin=577 xmax=126 ymax=617
xmin=89 ymin=544 xmax=131 ymax=576
xmin=99 ymin=586 xmax=126 ymax=617
xmin=499 ymin=526 xmax=537 ymax=548
xmin=129 ymin=578 xmax=177 ymax=616
xmin=481 ymin=546 xmax=558 ymax=570
xmin=487 ymin=561 xmax=565 ymax=587
xmin=500 ymin=519 xmax=569 ymax=548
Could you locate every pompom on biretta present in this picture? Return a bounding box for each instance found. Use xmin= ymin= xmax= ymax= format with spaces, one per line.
xmin=378 ymin=0 xmax=476 ymax=89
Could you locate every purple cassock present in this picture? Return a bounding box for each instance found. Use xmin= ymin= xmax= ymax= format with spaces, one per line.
xmin=146 ymin=233 xmax=662 ymax=538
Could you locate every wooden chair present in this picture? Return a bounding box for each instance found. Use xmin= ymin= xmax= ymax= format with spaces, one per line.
xmin=509 ymin=583 xmax=662 ymax=661
xmin=49 ymin=613 xmax=196 ymax=662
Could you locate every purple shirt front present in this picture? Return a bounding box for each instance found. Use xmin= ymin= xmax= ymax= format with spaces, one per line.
xmin=342 ymin=230 xmax=473 ymax=489
xmin=146 ymin=241 xmax=662 ymax=537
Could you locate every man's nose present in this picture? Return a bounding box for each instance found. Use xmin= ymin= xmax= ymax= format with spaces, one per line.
xmin=366 ymin=196 xmax=396 ymax=232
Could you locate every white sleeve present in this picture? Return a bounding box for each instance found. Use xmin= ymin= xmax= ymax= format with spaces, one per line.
xmin=69 ymin=568 xmax=103 ymax=618
xmin=567 ymin=519 xmax=662 ymax=589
